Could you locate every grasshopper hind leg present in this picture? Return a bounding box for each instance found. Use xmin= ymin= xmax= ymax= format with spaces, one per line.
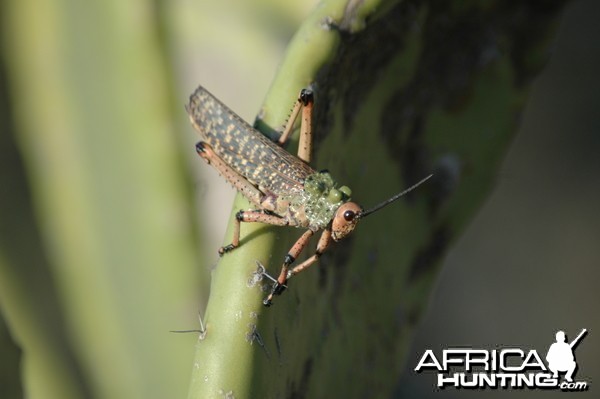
xmin=195 ymin=141 xmax=292 ymax=254
xmin=195 ymin=141 xmax=265 ymax=205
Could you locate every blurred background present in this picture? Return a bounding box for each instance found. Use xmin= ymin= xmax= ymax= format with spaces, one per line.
xmin=398 ymin=0 xmax=600 ymax=397
xmin=1 ymin=0 xmax=598 ymax=398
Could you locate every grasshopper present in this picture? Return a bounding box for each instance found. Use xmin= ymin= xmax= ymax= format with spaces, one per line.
xmin=187 ymin=86 xmax=432 ymax=306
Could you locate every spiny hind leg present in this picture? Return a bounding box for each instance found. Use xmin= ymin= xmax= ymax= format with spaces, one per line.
xmin=195 ymin=142 xmax=263 ymax=205
xmin=195 ymin=142 xmax=289 ymax=255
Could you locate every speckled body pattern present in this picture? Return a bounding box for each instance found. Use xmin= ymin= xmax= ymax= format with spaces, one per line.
xmin=280 ymin=172 xmax=349 ymax=229
xmin=187 ymin=86 xmax=350 ymax=230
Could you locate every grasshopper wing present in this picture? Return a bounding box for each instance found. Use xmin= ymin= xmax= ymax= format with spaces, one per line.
xmin=187 ymin=86 xmax=314 ymax=198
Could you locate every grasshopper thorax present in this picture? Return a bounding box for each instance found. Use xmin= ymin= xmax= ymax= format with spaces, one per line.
xmin=285 ymin=171 xmax=353 ymax=230
xmin=331 ymin=202 xmax=363 ymax=241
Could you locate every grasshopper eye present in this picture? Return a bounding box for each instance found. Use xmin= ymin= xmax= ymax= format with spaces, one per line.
xmin=343 ymin=210 xmax=356 ymax=221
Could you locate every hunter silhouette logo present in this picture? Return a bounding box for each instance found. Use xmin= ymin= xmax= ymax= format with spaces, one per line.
xmin=546 ymin=329 xmax=587 ymax=383
xmin=415 ymin=328 xmax=589 ymax=391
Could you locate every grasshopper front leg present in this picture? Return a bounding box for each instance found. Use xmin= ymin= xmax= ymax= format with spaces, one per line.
xmin=264 ymin=227 xmax=333 ymax=306
xmin=219 ymin=211 xmax=322 ymax=306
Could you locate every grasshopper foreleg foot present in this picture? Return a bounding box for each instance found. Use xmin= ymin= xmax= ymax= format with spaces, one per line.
xmin=263 ymin=281 xmax=288 ymax=307
xmin=263 ymin=256 xmax=294 ymax=306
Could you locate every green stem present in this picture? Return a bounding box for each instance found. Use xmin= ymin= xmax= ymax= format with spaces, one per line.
xmin=187 ymin=1 xmax=567 ymax=398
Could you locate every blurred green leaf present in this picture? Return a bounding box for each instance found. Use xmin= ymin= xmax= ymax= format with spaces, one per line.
xmin=2 ymin=0 xmax=201 ymax=397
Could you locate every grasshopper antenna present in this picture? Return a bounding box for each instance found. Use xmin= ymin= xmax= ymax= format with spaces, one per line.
xmin=360 ymin=174 xmax=433 ymax=218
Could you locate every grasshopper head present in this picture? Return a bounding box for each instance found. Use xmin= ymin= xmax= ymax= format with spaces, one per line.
xmin=331 ymin=202 xmax=363 ymax=241
xmin=330 ymin=174 xmax=434 ymax=241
